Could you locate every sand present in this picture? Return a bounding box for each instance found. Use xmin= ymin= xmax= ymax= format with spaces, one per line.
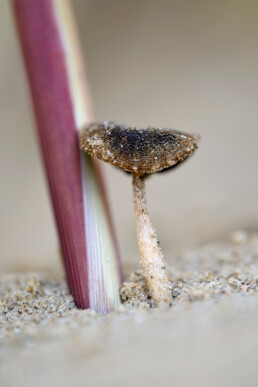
xmin=1 ymin=230 xmax=258 ymax=386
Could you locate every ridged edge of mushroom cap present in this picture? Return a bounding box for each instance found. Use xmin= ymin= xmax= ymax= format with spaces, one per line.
xmin=79 ymin=122 xmax=198 ymax=175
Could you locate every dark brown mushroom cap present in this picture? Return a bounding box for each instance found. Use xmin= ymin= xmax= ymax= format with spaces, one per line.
xmin=79 ymin=122 xmax=198 ymax=175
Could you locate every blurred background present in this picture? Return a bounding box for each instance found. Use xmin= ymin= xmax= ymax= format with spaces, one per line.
xmin=0 ymin=0 xmax=258 ymax=274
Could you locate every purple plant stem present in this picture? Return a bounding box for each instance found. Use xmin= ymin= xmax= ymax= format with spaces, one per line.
xmin=12 ymin=0 xmax=90 ymax=307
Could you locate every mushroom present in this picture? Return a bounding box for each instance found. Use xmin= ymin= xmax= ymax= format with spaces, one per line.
xmin=79 ymin=122 xmax=198 ymax=306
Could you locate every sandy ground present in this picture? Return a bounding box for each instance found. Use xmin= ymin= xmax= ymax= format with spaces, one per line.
xmin=1 ymin=230 xmax=258 ymax=387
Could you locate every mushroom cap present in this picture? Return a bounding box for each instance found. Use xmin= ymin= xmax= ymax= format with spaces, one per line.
xmin=79 ymin=122 xmax=198 ymax=175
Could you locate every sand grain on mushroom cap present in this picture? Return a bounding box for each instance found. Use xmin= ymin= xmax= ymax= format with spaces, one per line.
xmin=79 ymin=122 xmax=198 ymax=175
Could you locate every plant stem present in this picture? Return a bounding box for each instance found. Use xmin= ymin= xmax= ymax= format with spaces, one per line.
xmin=132 ymin=174 xmax=172 ymax=306
xmin=12 ymin=0 xmax=122 ymax=312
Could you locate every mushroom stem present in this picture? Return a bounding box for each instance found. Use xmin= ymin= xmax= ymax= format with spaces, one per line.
xmin=132 ymin=174 xmax=172 ymax=306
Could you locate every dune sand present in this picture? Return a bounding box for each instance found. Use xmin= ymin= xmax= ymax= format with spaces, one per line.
xmin=1 ymin=230 xmax=258 ymax=386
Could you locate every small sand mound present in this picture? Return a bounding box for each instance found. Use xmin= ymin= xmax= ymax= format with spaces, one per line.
xmin=0 ymin=274 xmax=75 ymax=338
xmin=120 ymin=230 xmax=258 ymax=307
